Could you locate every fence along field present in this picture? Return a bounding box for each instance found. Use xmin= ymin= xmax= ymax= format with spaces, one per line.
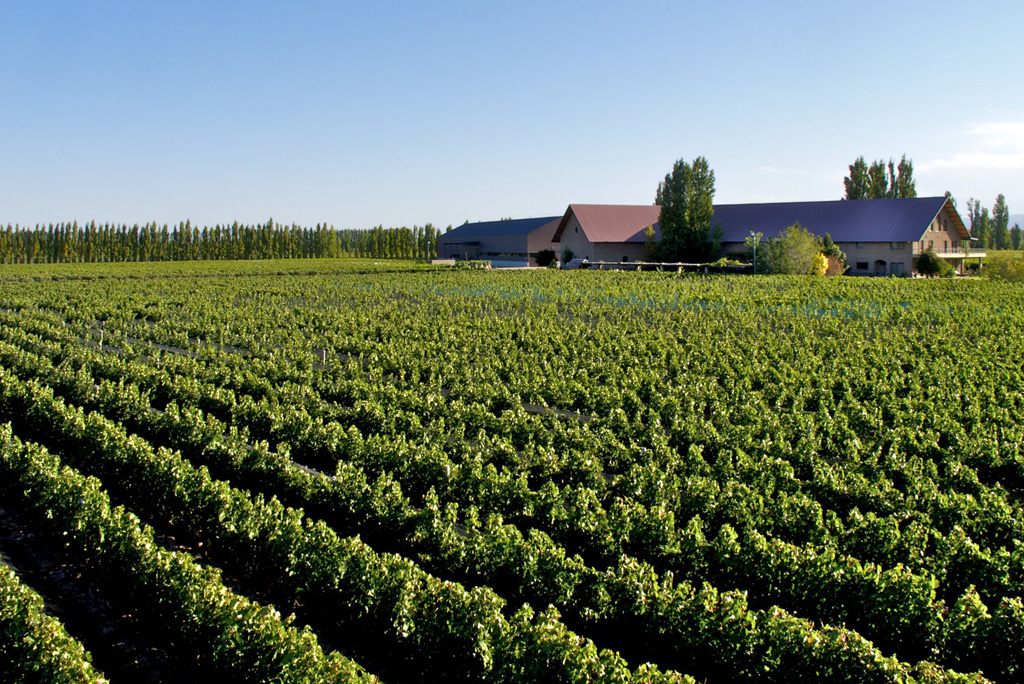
xmin=0 ymin=259 xmax=1021 ymax=683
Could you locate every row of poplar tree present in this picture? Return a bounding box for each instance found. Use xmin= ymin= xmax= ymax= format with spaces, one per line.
xmin=0 ymin=220 xmax=443 ymax=264
xmin=965 ymin=194 xmax=1019 ymax=250
xmin=843 ymin=155 xmax=1019 ymax=250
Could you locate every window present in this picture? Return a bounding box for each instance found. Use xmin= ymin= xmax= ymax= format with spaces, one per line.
xmin=943 ymin=241 xmax=947 ymax=251
xmin=928 ymin=240 xmax=933 ymax=249
xmin=856 ymin=242 xmax=866 ymax=249
xmin=856 ymin=261 xmax=869 ymax=270
xmin=622 ymin=256 xmax=629 ymax=262
xmin=891 ymin=242 xmax=904 ymax=250
xmin=891 ymin=262 xmax=905 ymax=275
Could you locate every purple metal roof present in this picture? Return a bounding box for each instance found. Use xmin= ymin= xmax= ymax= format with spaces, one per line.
xmin=441 ymin=216 xmax=561 ymax=241
xmin=713 ymin=197 xmax=965 ymax=243
xmin=552 ymin=197 xmax=966 ymax=246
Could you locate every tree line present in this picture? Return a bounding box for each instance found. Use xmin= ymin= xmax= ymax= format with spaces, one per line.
xmin=0 ymin=220 xmax=442 ymax=264
xmin=843 ymin=155 xmax=917 ymax=199
xmin=964 ymin=194 xmax=1019 ymax=250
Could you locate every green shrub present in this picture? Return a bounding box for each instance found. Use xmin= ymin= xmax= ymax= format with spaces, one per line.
xmin=983 ymin=251 xmax=1024 ymax=281
xmin=915 ymin=249 xmax=954 ymax=278
xmin=535 ymin=249 xmax=557 ymax=268
xmin=762 ymin=224 xmax=822 ymax=275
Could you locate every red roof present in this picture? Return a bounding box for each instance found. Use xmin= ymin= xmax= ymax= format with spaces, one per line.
xmin=553 ymin=204 xmax=661 ymax=243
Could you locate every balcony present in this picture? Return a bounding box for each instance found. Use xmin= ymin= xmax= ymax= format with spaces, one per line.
xmin=915 ymin=246 xmax=987 ymax=258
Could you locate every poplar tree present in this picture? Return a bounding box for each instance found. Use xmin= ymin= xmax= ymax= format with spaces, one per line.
xmin=867 ymin=160 xmax=889 ymax=199
xmin=968 ymin=199 xmax=989 ymax=248
xmin=894 ymin=155 xmax=916 ymax=198
xmin=844 ymin=154 xmax=916 ymax=199
xmin=844 ymin=157 xmax=869 ymax=199
xmin=992 ymin=194 xmax=1010 ymax=250
xmin=655 ymin=156 xmax=720 ymax=261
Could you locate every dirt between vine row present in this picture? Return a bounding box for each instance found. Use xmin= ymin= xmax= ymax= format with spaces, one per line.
xmin=0 ymin=502 xmax=188 ymax=683
xmin=0 ymin=494 xmax=417 ymax=684
xmin=1 ymin=407 xmax=423 ymax=684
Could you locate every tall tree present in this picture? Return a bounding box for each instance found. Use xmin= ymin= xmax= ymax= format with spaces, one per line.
xmin=844 ymin=154 xmax=916 ymax=199
xmin=992 ymin=194 xmax=1010 ymax=250
xmin=655 ymin=156 xmax=719 ymax=261
xmin=968 ymin=199 xmax=987 ymax=248
xmin=867 ymin=160 xmax=889 ymax=199
xmin=844 ymin=156 xmax=869 ymax=199
xmin=893 ymin=155 xmax=916 ymax=198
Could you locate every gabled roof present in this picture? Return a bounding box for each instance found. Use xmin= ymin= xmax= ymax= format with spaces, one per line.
xmin=714 ymin=196 xmax=968 ymax=243
xmin=553 ymin=204 xmax=661 ymax=243
xmin=551 ymin=197 xmax=967 ymax=245
xmin=440 ymin=216 xmax=560 ymax=242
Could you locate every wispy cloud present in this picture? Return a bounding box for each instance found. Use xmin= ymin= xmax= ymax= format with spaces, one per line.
xmin=921 ymin=121 xmax=1024 ymax=172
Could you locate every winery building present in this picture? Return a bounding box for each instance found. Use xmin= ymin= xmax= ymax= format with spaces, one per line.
xmin=550 ymin=196 xmax=980 ymax=275
xmin=436 ymin=216 xmax=560 ymax=267
xmin=714 ymin=196 xmax=977 ymax=276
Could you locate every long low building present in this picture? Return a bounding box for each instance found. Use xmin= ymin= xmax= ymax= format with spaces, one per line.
xmin=436 ymin=216 xmax=560 ymax=267
xmin=714 ymin=197 xmax=976 ymax=275
xmin=550 ymin=196 xmax=982 ymax=274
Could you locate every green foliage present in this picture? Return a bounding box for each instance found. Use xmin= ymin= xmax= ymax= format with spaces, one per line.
xmin=844 ymin=154 xmax=916 ymax=199
xmin=642 ymin=224 xmax=658 ymax=262
xmin=655 ymin=156 xmax=720 ymax=261
xmin=453 ymin=260 xmax=491 ymax=270
xmin=992 ymin=194 xmax=1010 ymax=250
xmin=968 ymin=199 xmax=990 ymax=249
xmin=759 ymin=226 xmax=848 ymax=276
xmin=868 ymin=159 xmax=890 ymax=199
xmin=0 ymin=368 xmax=679 ymax=684
xmin=534 ymin=249 xmax=557 ymax=268
xmin=0 ymin=564 xmax=108 ymax=683
xmin=0 ymin=220 xmax=440 ymax=263
xmin=983 ymin=250 xmax=1024 ymax=281
xmin=819 ymin=233 xmax=848 ymax=274
xmin=0 ymin=261 xmax=1022 ymax=682
xmin=761 ymin=223 xmax=823 ymax=274
xmin=0 ymin=425 xmax=373 ymax=684
xmin=560 ymin=247 xmax=575 ymax=265
xmin=844 ymin=157 xmax=869 ymax=200
xmin=915 ymin=249 xmax=955 ymax=278
xmin=893 ymin=155 xmax=917 ymax=198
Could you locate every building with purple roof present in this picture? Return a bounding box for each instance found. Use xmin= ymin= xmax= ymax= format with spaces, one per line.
xmin=549 ymin=196 xmax=983 ymax=275
xmin=436 ymin=216 xmax=561 ymax=267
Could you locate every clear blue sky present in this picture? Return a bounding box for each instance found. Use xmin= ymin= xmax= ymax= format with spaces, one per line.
xmin=2 ymin=0 xmax=1022 ymax=230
